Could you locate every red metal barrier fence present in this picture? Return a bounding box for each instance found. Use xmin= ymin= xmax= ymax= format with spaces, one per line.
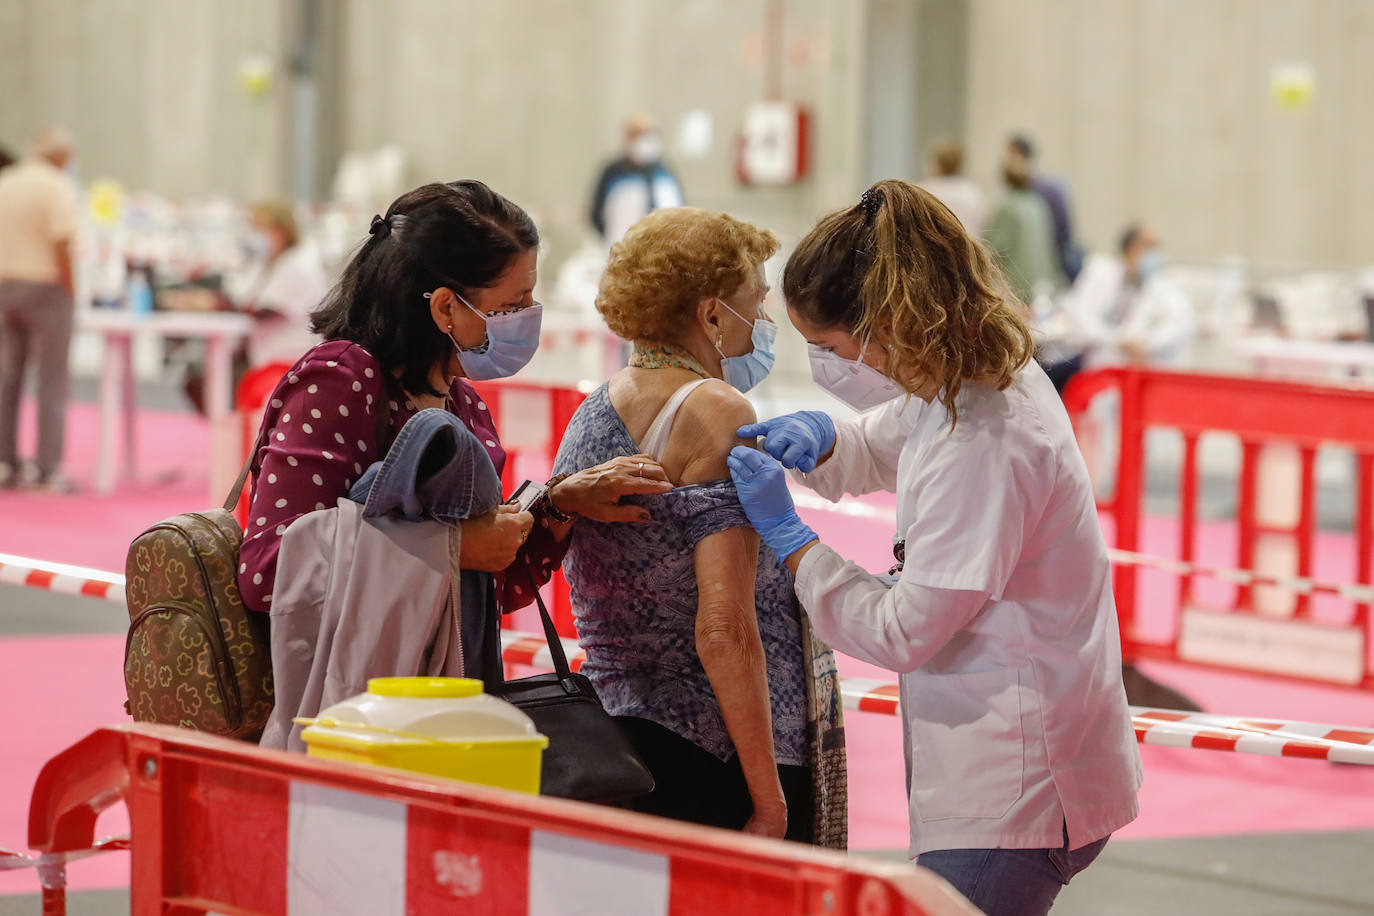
xmin=1063 ymin=367 xmax=1374 ymax=689
xmin=26 ymin=725 xmax=977 ymax=916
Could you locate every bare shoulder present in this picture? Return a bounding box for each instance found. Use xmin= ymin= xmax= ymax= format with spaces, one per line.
xmin=674 ymin=380 xmax=757 ymax=484
xmin=684 ymin=379 xmax=756 ymax=425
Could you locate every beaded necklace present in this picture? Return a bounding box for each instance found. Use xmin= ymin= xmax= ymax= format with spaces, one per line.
xmin=628 ymin=344 xmax=712 ymax=380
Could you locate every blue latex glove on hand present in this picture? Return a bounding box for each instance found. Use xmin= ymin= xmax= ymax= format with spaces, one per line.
xmin=737 ymin=411 xmax=836 ymax=473
xmin=727 ymin=446 xmax=819 ymax=561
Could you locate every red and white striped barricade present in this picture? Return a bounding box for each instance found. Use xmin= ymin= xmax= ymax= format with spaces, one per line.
xmin=28 ymin=724 xmax=979 ymax=916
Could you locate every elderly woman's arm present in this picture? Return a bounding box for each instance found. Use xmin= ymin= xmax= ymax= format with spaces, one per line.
xmin=681 ymin=383 xmax=786 ymax=838
xmin=694 ymin=526 xmax=787 ymax=839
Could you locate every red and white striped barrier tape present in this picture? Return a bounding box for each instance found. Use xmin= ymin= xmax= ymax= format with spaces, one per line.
xmin=0 ymin=552 xmax=124 ymax=603
xmin=1107 ymin=548 xmax=1374 ymax=604
xmin=789 ymin=493 xmax=1374 ymax=604
xmin=2 ymin=552 xmax=1371 ymax=764
xmin=1132 ymin=709 xmax=1374 ymax=764
xmin=498 ymin=631 xmax=1374 ymax=766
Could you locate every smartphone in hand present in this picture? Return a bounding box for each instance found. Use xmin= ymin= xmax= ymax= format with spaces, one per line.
xmin=506 ymin=480 xmax=548 ymax=513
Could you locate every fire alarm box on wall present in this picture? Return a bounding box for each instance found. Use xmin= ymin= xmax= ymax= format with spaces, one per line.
xmin=736 ymin=101 xmax=809 ymax=186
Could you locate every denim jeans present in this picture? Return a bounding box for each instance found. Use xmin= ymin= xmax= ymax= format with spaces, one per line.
xmin=915 ymin=828 xmax=1109 ymax=916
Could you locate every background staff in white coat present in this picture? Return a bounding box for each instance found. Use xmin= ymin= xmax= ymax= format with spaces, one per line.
xmin=726 ymin=180 xmax=1141 ymax=916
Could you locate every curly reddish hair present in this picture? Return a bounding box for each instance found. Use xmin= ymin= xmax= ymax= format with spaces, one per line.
xmin=596 ymin=207 xmax=779 ymax=343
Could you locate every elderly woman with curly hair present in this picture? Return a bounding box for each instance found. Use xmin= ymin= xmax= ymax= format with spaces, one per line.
xmin=550 ymin=208 xmax=847 ymax=846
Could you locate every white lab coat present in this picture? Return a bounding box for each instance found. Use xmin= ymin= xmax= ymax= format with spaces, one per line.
xmin=243 ymin=240 xmax=330 ymax=366
xmin=1060 ymin=254 xmax=1193 ymax=367
xmin=793 ymin=362 xmax=1141 ymax=857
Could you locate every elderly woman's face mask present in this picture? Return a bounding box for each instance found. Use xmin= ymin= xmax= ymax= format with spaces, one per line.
xmin=713 ymin=299 xmax=777 ymax=393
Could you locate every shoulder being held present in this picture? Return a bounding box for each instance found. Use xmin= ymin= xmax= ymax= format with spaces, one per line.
xmin=681 ymin=379 xmax=758 ymax=437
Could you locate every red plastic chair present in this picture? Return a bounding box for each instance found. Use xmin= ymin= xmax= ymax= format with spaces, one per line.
xmin=232 ymin=363 xmax=293 ymax=526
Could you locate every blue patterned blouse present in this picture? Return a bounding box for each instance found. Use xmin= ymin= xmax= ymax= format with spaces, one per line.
xmin=552 ymin=384 xmax=806 ymax=765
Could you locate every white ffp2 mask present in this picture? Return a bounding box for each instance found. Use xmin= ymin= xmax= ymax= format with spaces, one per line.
xmin=808 ymin=340 xmax=904 ymax=411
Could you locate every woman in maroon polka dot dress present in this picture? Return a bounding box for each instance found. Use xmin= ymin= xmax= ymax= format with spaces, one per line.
xmin=239 ymin=180 xmax=671 ymax=626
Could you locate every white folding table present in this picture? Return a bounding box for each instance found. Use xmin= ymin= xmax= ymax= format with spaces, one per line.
xmin=80 ymin=310 xmax=254 ymax=495
xmin=1230 ymin=337 xmax=1374 ymax=385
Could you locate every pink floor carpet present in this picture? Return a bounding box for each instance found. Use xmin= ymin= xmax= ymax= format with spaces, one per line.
xmin=2 ymin=401 xmax=1374 ymax=896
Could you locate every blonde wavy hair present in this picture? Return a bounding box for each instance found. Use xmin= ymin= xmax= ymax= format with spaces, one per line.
xmin=597 ymin=207 xmax=779 ymax=343
xmin=782 ymin=179 xmax=1033 ymax=428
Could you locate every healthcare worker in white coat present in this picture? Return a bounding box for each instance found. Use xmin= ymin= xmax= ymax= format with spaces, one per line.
xmin=727 ymin=180 xmax=1141 ymax=916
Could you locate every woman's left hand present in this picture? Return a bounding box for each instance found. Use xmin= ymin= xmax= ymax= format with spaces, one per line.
xmin=549 ymin=454 xmax=673 ymax=523
xmin=727 ymin=446 xmax=818 ymax=561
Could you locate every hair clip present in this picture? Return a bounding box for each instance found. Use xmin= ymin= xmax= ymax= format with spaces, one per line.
xmin=859 ymin=188 xmax=883 ymax=219
xmin=369 ymin=214 xmax=391 ymax=237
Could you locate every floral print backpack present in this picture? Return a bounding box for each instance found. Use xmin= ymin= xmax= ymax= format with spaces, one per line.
xmin=122 ymin=460 xmax=273 ymax=739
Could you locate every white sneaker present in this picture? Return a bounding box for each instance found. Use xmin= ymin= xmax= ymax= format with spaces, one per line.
xmin=32 ymin=471 xmax=78 ymax=494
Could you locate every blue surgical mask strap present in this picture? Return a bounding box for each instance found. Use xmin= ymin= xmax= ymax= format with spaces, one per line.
xmin=424 ymin=289 xmax=491 ymax=353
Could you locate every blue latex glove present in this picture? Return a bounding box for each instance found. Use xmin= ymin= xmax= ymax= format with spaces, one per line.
xmin=727 ymin=446 xmax=818 ymax=560
xmin=737 ymin=411 xmax=836 ymax=473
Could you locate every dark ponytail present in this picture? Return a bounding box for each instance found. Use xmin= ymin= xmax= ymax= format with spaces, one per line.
xmin=311 ymin=180 xmax=539 ymax=397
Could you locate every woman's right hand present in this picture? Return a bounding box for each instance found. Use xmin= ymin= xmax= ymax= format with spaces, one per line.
xmin=459 ymin=504 xmax=534 ymax=572
xmin=742 ymin=796 xmax=788 ymax=840
xmin=737 ymin=411 xmax=836 ymax=473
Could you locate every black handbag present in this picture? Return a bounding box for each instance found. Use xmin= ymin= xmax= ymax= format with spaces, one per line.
xmin=481 ymin=561 xmax=655 ymax=803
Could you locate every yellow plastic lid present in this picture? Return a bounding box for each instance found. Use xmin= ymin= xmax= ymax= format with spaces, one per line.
xmin=366 ymin=677 xmax=483 ymax=699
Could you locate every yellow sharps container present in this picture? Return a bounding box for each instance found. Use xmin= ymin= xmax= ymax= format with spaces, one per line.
xmin=298 ymin=677 xmax=547 ymax=794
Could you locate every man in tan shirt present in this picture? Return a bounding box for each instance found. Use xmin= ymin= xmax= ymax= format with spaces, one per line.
xmin=0 ymin=127 xmax=79 ymax=489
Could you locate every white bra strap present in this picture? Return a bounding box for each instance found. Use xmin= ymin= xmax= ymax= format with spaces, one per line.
xmin=638 ymin=379 xmax=712 ymax=460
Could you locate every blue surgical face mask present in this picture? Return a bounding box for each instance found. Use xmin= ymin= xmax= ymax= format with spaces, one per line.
xmin=1137 ymin=249 xmax=1165 ymax=284
xmin=444 ymin=292 xmax=543 ymax=381
xmin=244 ymin=232 xmax=271 ymax=262
xmin=713 ymin=299 xmax=776 ymax=393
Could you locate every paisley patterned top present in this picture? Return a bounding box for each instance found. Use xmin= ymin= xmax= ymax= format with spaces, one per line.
xmin=552 ymin=384 xmax=807 ymax=765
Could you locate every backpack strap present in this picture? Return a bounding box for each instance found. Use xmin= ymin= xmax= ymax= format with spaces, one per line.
xmin=221 ymin=454 xmax=255 ymax=513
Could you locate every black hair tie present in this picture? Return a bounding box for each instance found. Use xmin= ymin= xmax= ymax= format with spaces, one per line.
xmin=859 ymin=188 xmax=883 ymax=220
xmin=369 ymin=214 xmax=391 ymax=237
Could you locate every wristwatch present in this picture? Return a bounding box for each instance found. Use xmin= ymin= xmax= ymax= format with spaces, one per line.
xmin=543 ymin=473 xmax=574 ymax=523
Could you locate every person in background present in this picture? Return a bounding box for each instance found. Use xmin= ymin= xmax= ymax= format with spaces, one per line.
xmin=918 ymin=139 xmax=986 ymax=236
xmin=1007 ymin=133 xmax=1083 ymax=283
xmin=1060 ymin=223 xmax=1194 ymax=371
xmin=0 ymin=127 xmax=80 ymax=491
xmin=237 ymin=200 xmax=330 ymax=367
xmin=985 ymin=158 xmax=1060 ymax=306
xmin=589 ymin=114 xmax=684 ymax=248
xmin=186 ymin=201 xmax=329 ymax=413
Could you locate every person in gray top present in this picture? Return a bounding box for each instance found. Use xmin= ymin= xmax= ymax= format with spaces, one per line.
xmin=552 ymin=207 xmax=846 ymax=846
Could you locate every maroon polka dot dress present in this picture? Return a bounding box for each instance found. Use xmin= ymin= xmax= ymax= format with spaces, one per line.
xmin=238 ymin=339 xmax=564 ymax=614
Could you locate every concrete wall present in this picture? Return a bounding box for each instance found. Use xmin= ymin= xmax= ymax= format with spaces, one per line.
xmin=335 ymin=0 xmax=868 ymax=263
xmin=0 ymin=0 xmax=288 ymax=199
xmin=961 ymin=0 xmax=1374 ymax=268
xmin=4 ymin=0 xmax=1369 ymax=273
